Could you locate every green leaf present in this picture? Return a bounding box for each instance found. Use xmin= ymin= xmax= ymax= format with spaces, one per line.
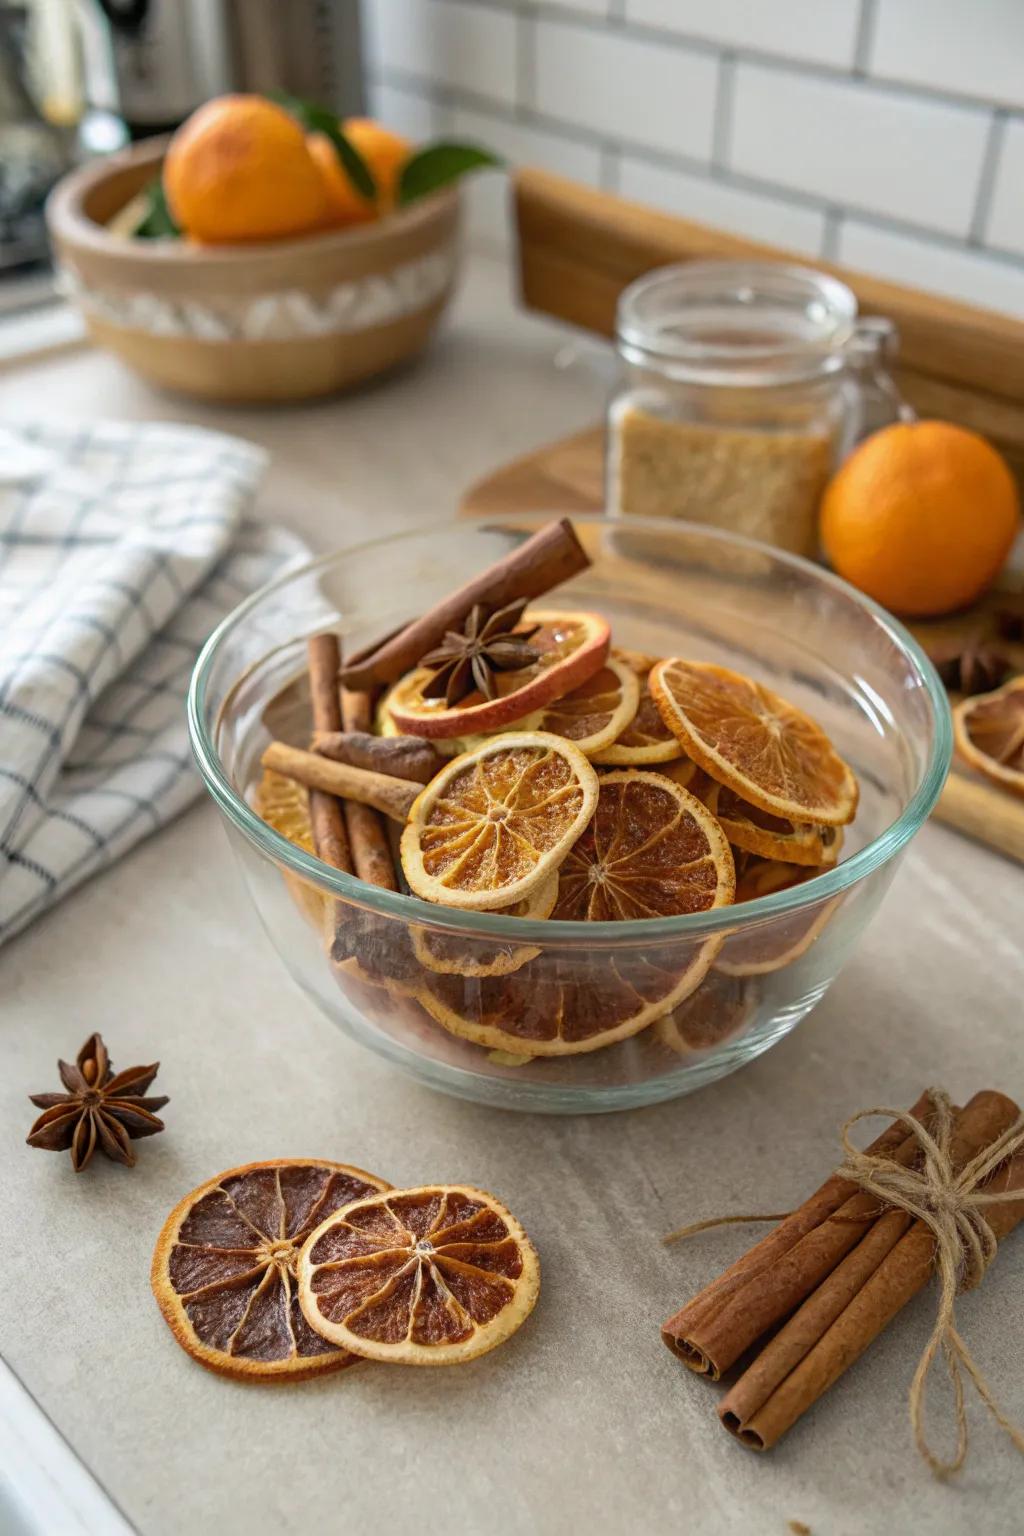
xmin=397 ymin=142 xmax=504 ymax=205
xmin=271 ymin=90 xmax=377 ymax=201
xmin=134 ymin=177 xmax=181 ymax=239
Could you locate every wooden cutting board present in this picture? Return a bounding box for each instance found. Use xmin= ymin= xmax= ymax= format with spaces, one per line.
xmin=461 ymin=428 xmax=1024 ymax=865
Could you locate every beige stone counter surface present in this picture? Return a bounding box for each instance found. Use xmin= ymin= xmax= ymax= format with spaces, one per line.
xmin=1 ymin=257 xmax=1022 ymax=1536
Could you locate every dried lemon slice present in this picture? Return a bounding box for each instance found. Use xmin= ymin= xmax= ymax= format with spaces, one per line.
xmin=298 ymin=1184 xmax=540 ymax=1365
xmin=400 ymin=731 xmax=598 ymax=911
xmin=151 ymin=1159 xmax=390 ymax=1381
xmin=650 ymin=659 xmax=858 ymax=827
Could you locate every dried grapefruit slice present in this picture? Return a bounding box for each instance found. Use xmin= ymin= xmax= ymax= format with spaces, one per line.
xmin=551 ymin=769 xmax=735 ymax=922
xmin=689 ymin=768 xmax=828 ymax=867
xmin=650 ymin=660 xmax=858 ymax=827
xmin=953 ymin=676 xmax=1024 ymax=796
xmin=592 ymin=650 xmax=683 ymax=766
xmin=298 ymin=1184 xmax=539 ymax=1365
xmin=151 ymin=1159 xmax=389 ymax=1382
xmin=386 ymin=611 xmax=610 ymax=739
xmin=400 ymin=732 xmax=598 ymax=911
xmin=410 ymin=870 xmax=558 ymax=978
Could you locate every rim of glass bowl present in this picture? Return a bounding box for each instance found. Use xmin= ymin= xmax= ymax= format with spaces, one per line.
xmin=187 ymin=514 xmax=952 ymax=945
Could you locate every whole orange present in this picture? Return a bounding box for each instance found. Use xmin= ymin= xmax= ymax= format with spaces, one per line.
xmin=164 ymin=95 xmax=329 ymax=243
xmin=308 ymin=118 xmax=412 ymax=225
xmin=820 ymin=420 xmax=1020 ymax=616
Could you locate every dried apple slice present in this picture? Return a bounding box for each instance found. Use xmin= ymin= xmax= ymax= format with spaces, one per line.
xmin=386 ymin=611 xmax=610 ymax=739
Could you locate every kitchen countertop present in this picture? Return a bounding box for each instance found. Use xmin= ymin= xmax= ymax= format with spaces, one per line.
xmin=2 ymin=254 xmax=1022 ymax=1536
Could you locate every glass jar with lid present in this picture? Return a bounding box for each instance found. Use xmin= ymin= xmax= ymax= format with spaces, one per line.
xmin=608 ymin=261 xmax=906 ymax=557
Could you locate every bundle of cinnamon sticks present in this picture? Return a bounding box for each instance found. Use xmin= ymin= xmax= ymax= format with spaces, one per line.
xmin=662 ymin=1089 xmax=1024 ymax=1462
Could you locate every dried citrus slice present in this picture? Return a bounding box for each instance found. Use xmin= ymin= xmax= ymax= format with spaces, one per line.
xmin=715 ymin=894 xmax=839 ymax=977
xmin=531 ymin=653 xmax=640 ymax=756
xmin=410 ymin=871 xmax=558 ymax=978
xmin=689 ymin=768 xmax=828 ymax=867
xmin=953 ymin=676 xmax=1024 ymax=796
xmin=592 ymin=650 xmax=683 ymax=765
xmin=417 ymin=948 xmax=720 ymax=1056
xmin=377 ymin=690 xmax=464 ymax=754
xmin=297 ymin=1185 xmax=539 ymax=1365
xmin=655 ymin=974 xmax=756 ymax=1055
xmin=151 ymin=1159 xmax=389 ymax=1382
xmin=551 ymin=769 xmax=735 ymax=921
xmin=255 ymin=769 xmax=328 ymax=931
xmin=400 ymin=731 xmax=599 ymax=911
xmin=652 ymin=755 xmax=699 ymax=791
xmin=386 ymin=611 xmax=611 ymax=739
xmin=650 ymin=659 xmax=858 ymax=826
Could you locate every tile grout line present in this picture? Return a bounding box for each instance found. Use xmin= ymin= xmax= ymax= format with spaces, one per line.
xmin=968 ymin=110 xmax=1007 ymax=246
xmin=852 ymin=0 xmax=877 ymax=76
xmin=711 ymin=52 xmax=736 ymax=174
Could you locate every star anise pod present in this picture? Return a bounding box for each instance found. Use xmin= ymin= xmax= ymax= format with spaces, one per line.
xmin=420 ymin=598 xmax=541 ymax=707
xmin=925 ymin=636 xmax=1010 ymax=697
xmin=26 ymin=1032 xmax=168 ymax=1173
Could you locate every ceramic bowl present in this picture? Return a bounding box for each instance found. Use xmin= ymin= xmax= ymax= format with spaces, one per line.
xmin=46 ymin=137 xmax=459 ymax=403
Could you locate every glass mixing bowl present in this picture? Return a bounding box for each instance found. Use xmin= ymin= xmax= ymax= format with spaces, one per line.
xmin=188 ymin=514 xmax=950 ymax=1113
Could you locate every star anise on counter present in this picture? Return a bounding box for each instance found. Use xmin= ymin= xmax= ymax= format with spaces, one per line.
xmin=420 ymin=598 xmax=541 ymax=707
xmin=26 ymin=1032 xmax=169 ymax=1173
xmin=925 ymin=636 xmax=1011 ymax=697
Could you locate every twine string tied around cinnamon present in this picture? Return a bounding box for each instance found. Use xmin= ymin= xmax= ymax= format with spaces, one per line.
xmin=835 ymin=1088 xmax=1024 ymax=1477
xmin=663 ymin=1088 xmax=1024 ymax=1477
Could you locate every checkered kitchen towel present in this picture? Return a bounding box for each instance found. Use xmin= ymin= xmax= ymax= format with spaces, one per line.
xmin=0 ymin=418 xmax=306 ymax=947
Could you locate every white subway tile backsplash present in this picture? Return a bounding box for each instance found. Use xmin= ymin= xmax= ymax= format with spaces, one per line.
xmin=626 ymin=0 xmax=860 ymax=69
xmin=986 ymin=119 xmax=1024 ymax=258
xmin=362 ymin=0 xmax=517 ymax=105
xmin=533 ymin=18 xmax=717 ymax=160
xmin=838 ymin=219 xmax=1024 ymax=318
xmin=366 ymin=79 xmax=440 ymax=142
xmin=617 ymin=155 xmax=826 ymax=256
xmin=870 ymin=0 xmax=1024 ymax=111
xmin=443 ymin=105 xmax=603 ymax=249
xmin=730 ymin=64 xmax=990 ymax=238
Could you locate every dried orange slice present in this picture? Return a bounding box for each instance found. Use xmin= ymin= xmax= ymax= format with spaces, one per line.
xmin=410 ymin=871 xmax=558 ymax=978
xmin=531 ymin=653 xmax=640 ymax=756
xmin=716 ymin=894 xmax=839 ymax=976
xmin=418 ymin=947 xmax=720 ymax=1056
xmin=551 ymin=769 xmax=735 ymax=921
xmin=650 ymin=660 xmax=858 ymax=827
xmin=954 ymin=676 xmax=1024 ymax=796
xmin=255 ymin=769 xmax=328 ymax=932
xmin=592 ymin=650 xmax=683 ymax=765
xmin=151 ymin=1159 xmax=389 ymax=1382
xmin=689 ymin=768 xmax=828 ymax=867
xmin=655 ymin=974 xmax=756 ymax=1055
xmin=400 ymin=732 xmax=598 ymax=911
xmin=297 ymin=1184 xmax=539 ymax=1365
xmin=386 ymin=611 xmax=610 ymax=739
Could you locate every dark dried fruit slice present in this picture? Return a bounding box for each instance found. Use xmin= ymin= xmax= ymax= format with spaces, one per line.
xmin=297 ymin=1184 xmax=539 ymax=1364
xmin=151 ymin=1159 xmax=390 ymax=1381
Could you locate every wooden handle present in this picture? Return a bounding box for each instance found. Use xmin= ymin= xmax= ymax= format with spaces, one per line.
xmin=932 ymin=772 xmax=1024 ymax=865
xmin=262 ymin=741 xmax=420 ymax=822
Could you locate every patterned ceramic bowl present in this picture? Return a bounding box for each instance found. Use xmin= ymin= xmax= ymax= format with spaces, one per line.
xmin=46 ymin=137 xmax=459 ymax=403
xmin=188 ymin=515 xmax=951 ymax=1115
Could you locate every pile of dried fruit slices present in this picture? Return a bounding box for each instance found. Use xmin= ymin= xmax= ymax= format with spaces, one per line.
xmin=152 ymin=1159 xmax=539 ymax=1379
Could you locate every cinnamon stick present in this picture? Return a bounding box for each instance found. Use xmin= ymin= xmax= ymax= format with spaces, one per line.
xmin=662 ymin=1090 xmax=934 ymax=1376
xmin=262 ymin=741 xmax=420 ymax=822
xmin=724 ymin=1089 xmax=1021 ymax=1451
xmin=306 ymin=635 xmax=352 ymax=874
xmin=338 ymin=517 xmax=589 ymax=689
xmin=339 ymin=690 xmax=399 ymax=891
xmin=315 ymin=729 xmax=445 ymax=785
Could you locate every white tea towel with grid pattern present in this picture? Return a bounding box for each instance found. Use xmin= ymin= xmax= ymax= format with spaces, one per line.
xmin=0 ymin=418 xmax=306 ymax=947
